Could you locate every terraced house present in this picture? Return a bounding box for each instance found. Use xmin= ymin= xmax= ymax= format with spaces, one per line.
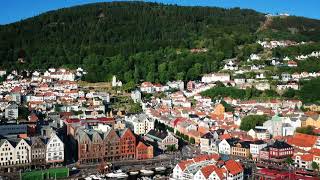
xmin=74 ymin=128 xmax=141 ymax=164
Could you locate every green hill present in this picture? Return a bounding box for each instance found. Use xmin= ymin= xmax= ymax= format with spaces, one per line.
xmin=0 ymin=1 xmax=319 ymax=83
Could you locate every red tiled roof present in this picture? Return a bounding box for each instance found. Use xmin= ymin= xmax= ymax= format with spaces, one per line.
xmin=11 ymin=86 xmax=22 ymax=93
xmin=220 ymin=134 xmax=231 ymax=140
xmin=29 ymin=113 xmax=38 ymax=122
xmin=178 ymin=160 xmax=194 ymax=171
xmin=224 ymin=160 xmax=243 ymax=175
xmin=201 ymin=165 xmax=217 ymax=178
xmin=141 ymin=82 xmax=153 ymax=87
xmin=65 ymin=118 xmax=80 ymax=123
xmin=301 ymin=154 xmax=314 ymax=161
xmin=287 ymin=133 xmax=317 ymax=148
xmin=171 ymin=117 xmax=188 ymax=127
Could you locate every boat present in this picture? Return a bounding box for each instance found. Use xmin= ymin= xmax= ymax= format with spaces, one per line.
xmin=105 ymin=171 xmax=128 ymax=179
xmin=140 ymin=169 xmax=154 ymax=176
xmin=89 ymin=175 xmax=102 ymax=180
xmin=129 ymin=171 xmax=139 ymax=175
xmin=139 ymin=177 xmax=152 ymax=180
xmin=155 ymin=166 xmax=166 ymax=172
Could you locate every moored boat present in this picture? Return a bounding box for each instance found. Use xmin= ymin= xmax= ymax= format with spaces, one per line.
xmin=155 ymin=166 xmax=166 ymax=172
xmin=129 ymin=171 xmax=139 ymax=175
xmin=140 ymin=169 xmax=154 ymax=176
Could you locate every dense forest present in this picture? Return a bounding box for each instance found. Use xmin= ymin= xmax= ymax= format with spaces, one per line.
xmin=0 ymin=2 xmax=320 ymax=83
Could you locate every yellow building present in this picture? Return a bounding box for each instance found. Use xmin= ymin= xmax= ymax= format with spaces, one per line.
xmin=231 ymin=142 xmax=250 ymax=158
xmin=304 ymin=104 xmax=320 ymax=112
xmin=305 ymin=115 xmax=320 ymax=128
xmin=212 ymin=103 xmax=225 ymax=115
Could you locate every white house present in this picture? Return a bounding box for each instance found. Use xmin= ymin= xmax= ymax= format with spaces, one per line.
xmin=14 ymin=138 xmax=31 ymax=165
xmin=131 ymin=90 xmax=141 ymax=103
xmin=46 ymin=132 xmax=64 ymax=164
xmin=249 ymin=54 xmax=261 ymax=61
xmin=250 ymin=140 xmax=267 ymax=158
xmin=140 ymin=82 xmax=154 ymax=93
xmin=247 ymin=127 xmax=270 ymax=140
xmin=112 ymin=75 xmax=122 ymax=87
xmin=0 ymin=139 xmax=15 ymax=166
xmin=125 ymin=114 xmax=154 ymax=135
xmin=294 ymin=154 xmax=313 ymax=170
xmin=5 ymin=103 xmax=18 ymax=120
xmin=255 ymin=83 xmax=270 ymax=91
xmin=263 ymin=115 xmax=283 ymax=137
xmin=218 ymin=139 xmax=231 ymax=155
xmin=167 ymin=81 xmax=184 ymax=91
xmin=201 ymin=73 xmax=230 ymax=83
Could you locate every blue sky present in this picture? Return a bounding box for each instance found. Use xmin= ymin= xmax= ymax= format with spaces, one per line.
xmin=0 ymin=0 xmax=319 ymax=25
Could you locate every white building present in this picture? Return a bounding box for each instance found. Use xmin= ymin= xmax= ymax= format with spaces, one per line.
xmin=263 ymin=115 xmax=283 ymax=137
xmin=167 ymin=81 xmax=184 ymax=91
xmin=5 ymin=103 xmax=18 ymax=120
xmin=15 ymin=138 xmax=31 ymax=165
xmin=250 ymin=140 xmax=267 ymax=158
xmin=46 ymin=132 xmax=64 ymax=163
xmin=140 ymin=82 xmax=154 ymax=93
xmin=218 ymin=139 xmax=231 ymax=155
xmin=0 ymin=139 xmax=16 ymax=166
xmin=112 ymin=75 xmax=122 ymax=87
xmin=200 ymin=132 xmax=219 ymax=154
xmin=249 ymin=54 xmax=261 ymax=61
xmin=172 ymin=157 xmax=243 ymax=180
xmin=201 ymin=73 xmax=230 ymax=83
xmin=125 ymin=114 xmax=154 ymax=135
xmin=255 ymin=82 xmax=270 ymax=91
xmin=294 ymin=154 xmax=313 ymax=170
xmin=0 ymin=138 xmax=31 ymax=167
xmin=247 ymin=127 xmax=270 ymax=140
xmin=131 ymin=90 xmax=141 ymax=103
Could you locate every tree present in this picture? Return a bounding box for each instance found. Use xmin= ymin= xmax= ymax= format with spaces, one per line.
xmin=189 ymin=137 xmax=195 ymax=144
xmin=295 ymin=126 xmax=315 ymax=135
xmin=312 ymin=161 xmax=319 ymax=172
xmin=240 ymin=115 xmax=268 ymax=131
xmin=18 ymin=106 xmax=30 ymax=120
xmin=158 ymin=62 xmax=168 ymax=83
xmin=167 ymin=145 xmax=177 ymax=151
xmin=300 ymin=78 xmax=320 ymax=103
xmin=285 ymin=157 xmax=294 ymax=165
xmin=282 ymin=88 xmax=297 ymax=98
xmin=221 ymin=100 xmax=234 ymax=112
xmin=123 ymin=81 xmax=136 ymax=92
xmin=129 ymin=103 xmax=142 ymax=113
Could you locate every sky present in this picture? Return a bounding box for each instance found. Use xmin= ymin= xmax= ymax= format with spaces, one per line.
xmin=0 ymin=0 xmax=319 ymax=25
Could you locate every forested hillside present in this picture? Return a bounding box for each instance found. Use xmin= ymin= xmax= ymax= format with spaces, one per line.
xmin=0 ymin=1 xmax=319 ymax=83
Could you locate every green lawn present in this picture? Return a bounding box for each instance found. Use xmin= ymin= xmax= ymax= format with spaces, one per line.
xmin=22 ymin=167 xmax=69 ymax=180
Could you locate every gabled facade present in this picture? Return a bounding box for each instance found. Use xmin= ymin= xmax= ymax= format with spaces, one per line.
xmin=136 ymin=142 xmax=153 ymax=160
xmin=0 ymin=139 xmax=15 ymax=166
xmin=30 ymin=137 xmax=46 ymax=165
xmin=14 ymin=138 xmax=31 ymax=165
xmin=74 ymin=128 xmax=140 ymax=164
xmin=46 ymin=133 xmax=64 ymax=163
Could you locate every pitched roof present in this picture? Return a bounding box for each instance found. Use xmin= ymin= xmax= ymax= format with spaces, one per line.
xmin=146 ymin=129 xmax=168 ymax=140
xmin=270 ymin=140 xmax=292 ymax=149
xmin=224 ymin=160 xmax=243 ymax=175
xmin=136 ymin=141 xmax=148 ymax=149
xmin=287 ymin=133 xmax=317 ymax=148
xmin=300 ymin=154 xmax=314 ymax=161
xmin=178 ymin=160 xmax=194 ymax=171
xmin=200 ymin=165 xmax=217 ymax=178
